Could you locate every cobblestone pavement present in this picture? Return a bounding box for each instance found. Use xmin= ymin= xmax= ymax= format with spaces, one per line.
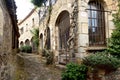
xmin=17 ymin=53 xmax=62 ymax=80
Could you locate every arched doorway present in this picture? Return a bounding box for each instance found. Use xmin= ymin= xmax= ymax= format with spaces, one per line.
xmin=20 ymin=41 xmax=24 ymax=47
xmin=40 ymin=34 xmax=43 ymax=50
xmin=31 ymin=37 xmax=36 ymax=52
xmin=55 ymin=10 xmax=70 ymax=64
xmin=45 ymin=27 xmax=51 ymax=50
xmin=25 ymin=39 xmax=30 ymax=46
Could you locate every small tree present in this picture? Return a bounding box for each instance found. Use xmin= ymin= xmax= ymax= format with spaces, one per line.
xmin=107 ymin=0 xmax=120 ymax=58
xmin=31 ymin=0 xmax=45 ymax=7
xmin=30 ymin=28 xmax=39 ymax=49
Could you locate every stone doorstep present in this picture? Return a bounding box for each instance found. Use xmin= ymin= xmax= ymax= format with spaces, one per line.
xmin=55 ymin=64 xmax=66 ymax=70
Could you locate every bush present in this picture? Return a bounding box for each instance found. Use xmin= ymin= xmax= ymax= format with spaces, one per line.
xmin=20 ymin=45 xmax=32 ymax=53
xmin=83 ymin=52 xmax=120 ymax=70
xmin=107 ymin=0 xmax=120 ymax=58
xmin=62 ymin=63 xmax=88 ymax=80
xmin=41 ymin=49 xmax=47 ymax=57
xmin=42 ymin=49 xmax=54 ymax=65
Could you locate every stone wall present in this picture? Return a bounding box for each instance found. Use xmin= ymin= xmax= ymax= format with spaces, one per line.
xmin=0 ymin=0 xmax=12 ymax=80
xmin=0 ymin=0 xmax=18 ymax=80
xmin=105 ymin=69 xmax=120 ymax=80
xmin=18 ymin=0 xmax=117 ymax=63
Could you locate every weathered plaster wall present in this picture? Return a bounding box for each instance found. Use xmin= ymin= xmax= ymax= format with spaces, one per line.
xmin=0 ymin=0 xmax=14 ymax=80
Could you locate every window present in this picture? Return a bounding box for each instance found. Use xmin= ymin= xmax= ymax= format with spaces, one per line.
xmin=20 ymin=27 xmax=24 ymax=34
xmin=32 ymin=18 xmax=34 ymax=27
xmin=26 ymin=24 xmax=28 ymax=32
xmin=88 ymin=1 xmax=106 ymax=46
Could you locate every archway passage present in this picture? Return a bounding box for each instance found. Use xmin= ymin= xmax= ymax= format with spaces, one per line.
xmin=55 ymin=10 xmax=70 ymax=64
xmin=40 ymin=34 xmax=43 ymax=50
xmin=56 ymin=11 xmax=70 ymax=50
xmin=20 ymin=41 xmax=24 ymax=47
xmin=25 ymin=39 xmax=30 ymax=46
xmin=45 ymin=27 xmax=51 ymax=50
xmin=31 ymin=37 xmax=36 ymax=52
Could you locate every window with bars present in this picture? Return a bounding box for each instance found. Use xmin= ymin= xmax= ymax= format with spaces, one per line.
xmin=88 ymin=1 xmax=106 ymax=46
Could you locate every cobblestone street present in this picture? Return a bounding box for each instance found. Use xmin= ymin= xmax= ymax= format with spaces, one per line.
xmin=16 ymin=53 xmax=62 ymax=80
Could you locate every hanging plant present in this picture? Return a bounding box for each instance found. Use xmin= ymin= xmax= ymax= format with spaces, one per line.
xmin=31 ymin=0 xmax=45 ymax=7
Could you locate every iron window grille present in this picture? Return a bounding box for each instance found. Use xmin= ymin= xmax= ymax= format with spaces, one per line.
xmin=88 ymin=1 xmax=106 ymax=46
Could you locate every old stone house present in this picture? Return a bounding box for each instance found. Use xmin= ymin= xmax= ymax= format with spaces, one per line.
xmin=18 ymin=0 xmax=117 ymax=64
xmin=0 ymin=0 xmax=19 ymax=79
xmin=39 ymin=0 xmax=117 ymax=64
xmin=18 ymin=8 xmax=40 ymax=52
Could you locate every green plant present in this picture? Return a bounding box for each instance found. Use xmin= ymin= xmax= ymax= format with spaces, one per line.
xmin=46 ymin=50 xmax=54 ymax=65
xmin=30 ymin=28 xmax=39 ymax=49
xmin=20 ymin=45 xmax=32 ymax=53
xmin=31 ymin=0 xmax=45 ymax=7
xmin=42 ymin=49 xmax=47 ymax=57
xmin=42 ymin=49 xmax=54 ymax=65
xmin=107 ymin=0 xmax=120 ymax=58
xmin=62 ymin=63 xmax=88 ymax=80
xmin=83 ymin=52 xmax=120 ymax=70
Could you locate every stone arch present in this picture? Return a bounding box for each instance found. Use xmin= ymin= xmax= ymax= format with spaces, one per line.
xmin=87 ymin=0 xmax=107 ymax=10
xmin=31 ymin=37 xmax=36 ymax=52
xmin=25 ymin=39 xmax=30 ymax=46
xmin=55 ymin=10 xmax=70 ymax=50
xmin=44 ymin=27 xmax=51 ymax=50
xmin=20 ymin=41 xmax=24 ymax=47
xmin=40 ymin=33 xmax=43 ymax=49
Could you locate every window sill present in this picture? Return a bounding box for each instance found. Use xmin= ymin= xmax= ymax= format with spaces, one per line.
xmin=86 ymin=46 xmax=107 ymax=51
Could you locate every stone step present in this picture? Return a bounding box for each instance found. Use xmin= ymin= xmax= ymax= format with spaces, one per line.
xmin=55 ymin=64 xmax=66 ymax=70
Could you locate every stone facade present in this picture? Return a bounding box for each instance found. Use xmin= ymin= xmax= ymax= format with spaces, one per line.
xmin=0 ymin=0 xmax=19 ymax=80
xmin=18 ymin=0 xmax=117 ymax=63
xmin=18 ymin=8 xmax=39 ymax=46
xmin=39 ymin=0 xmax=117 ymax=63
xmin=18 ymin=8 xmax=40 ymax=52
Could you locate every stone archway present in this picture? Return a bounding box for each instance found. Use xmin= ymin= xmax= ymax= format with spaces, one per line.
xmin=44 ymin=27 xmax=51 ymax=50
xmin=25 ymin=39 xmax=30 ymax=46
xmin=40 ymin=33 xmax=43 ymax=50
xmin=55 ymin=10 xmax=71 ymax=64
xmin=31 ymin=37 xmax=36 ymax=52
xmin=20 ymin=41 xmax=24 ymax=47
xmin=55 ymin=10 xmax=70 ymax=50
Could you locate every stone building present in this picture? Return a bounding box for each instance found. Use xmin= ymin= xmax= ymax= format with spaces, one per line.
xmin=18 ymin=0 xmax=117 ymax=64
xmin=18 ymin=8 xmax=40 ymax=52
xmin=39 ymin=0 xmax=117 ymax=64
xmin=0 ymin=0 xmax=19 ymax=79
